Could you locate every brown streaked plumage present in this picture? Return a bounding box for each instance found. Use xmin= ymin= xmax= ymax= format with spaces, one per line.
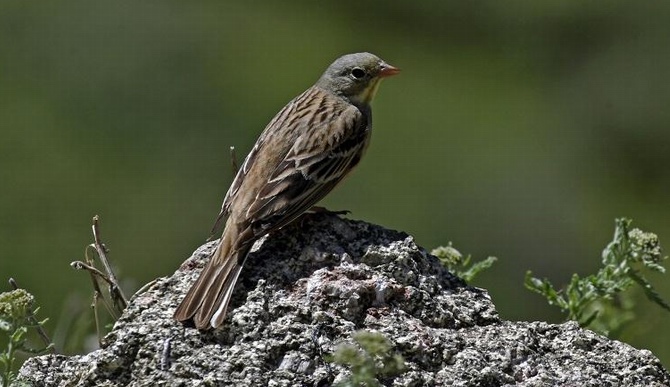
xmin=174 ymin=52 xmax=399 ymax=330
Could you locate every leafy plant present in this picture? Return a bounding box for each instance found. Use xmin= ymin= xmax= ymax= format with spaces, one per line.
xmin=329 ymin=331 xmax=405 ymax=387
xmin=0 ymin=288 xmax=53 ymax=387
xmin=525 ymin=218 xmax=669 ymax=336
xmin=431 ymin=243 xmax=497 ymax=282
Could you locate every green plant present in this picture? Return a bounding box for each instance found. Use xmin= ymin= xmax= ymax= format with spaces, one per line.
xmin=0 ymin=288 xmax=53 ymax=387
xmin=525 ymin=218 xmax=670 ymax=336
xmin=329 ymin=331 xmax=405 ymax=387
xmin=431 ymin=243 xmax=497 ymax=282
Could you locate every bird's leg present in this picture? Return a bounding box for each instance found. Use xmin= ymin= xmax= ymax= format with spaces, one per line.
xmin=292 ymin=206 xmax=351 ymax=229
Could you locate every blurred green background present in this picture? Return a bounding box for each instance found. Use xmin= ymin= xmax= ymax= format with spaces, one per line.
xmin=1 ymin=0 xmax=669 ymax=366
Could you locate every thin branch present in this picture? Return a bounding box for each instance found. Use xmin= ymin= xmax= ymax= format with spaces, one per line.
xmin=91 ymin=290 xmax=103 ymax=346
xmin=230 ymin=146 xmax=239 ymax=175
xmin=91 ymin=215 xmax=128 ymax=311
xmin=70 ymin=260 xmax=113 ymax=287
xmin=206 ymin=146 xmax=238 ymax=241
xmin=81 ymin=245 xmax=118 ymax=320
xmin=71 ymin=215 xmax=129 ymax=339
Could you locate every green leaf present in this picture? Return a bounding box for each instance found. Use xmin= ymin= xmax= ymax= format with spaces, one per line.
xmin=433 ymin=243 xmax=497 ymax=282
xmin=525 ymin=218 xmax=669 ymax=336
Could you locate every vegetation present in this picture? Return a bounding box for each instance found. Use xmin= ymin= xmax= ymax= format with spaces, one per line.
xmin=526 ymin=218 xmax=669 ymax=336
xmin=329 ymin=331 xmax=405 ymax=387
xmin=0 ymin=288 xmax=52 ymax=387
xmin=431 ymin=243 xmax=497 ymax=282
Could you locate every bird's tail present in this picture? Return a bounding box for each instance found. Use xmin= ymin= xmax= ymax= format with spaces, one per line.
xmin=173 ymin=230 xmax=249 ymax=330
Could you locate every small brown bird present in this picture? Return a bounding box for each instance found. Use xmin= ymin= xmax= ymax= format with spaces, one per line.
xmin=173 ymin=52 xmax=399 ymax=329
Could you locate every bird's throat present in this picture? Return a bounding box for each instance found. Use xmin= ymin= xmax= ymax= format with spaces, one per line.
xmin=351 ymin=79 xmax=383 ymax=106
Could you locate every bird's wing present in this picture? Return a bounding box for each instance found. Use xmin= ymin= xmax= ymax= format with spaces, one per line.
xmin=245 ymin=103 xmax=368 ymax=236
xmin=208 ymin=154 xmax=252 ymax=239
xmin=208 ymin=98 xmax=297 ymax=239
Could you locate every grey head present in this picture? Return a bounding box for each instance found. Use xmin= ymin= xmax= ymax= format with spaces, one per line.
xmin=315 ymin=52 xmax=399 ymax=106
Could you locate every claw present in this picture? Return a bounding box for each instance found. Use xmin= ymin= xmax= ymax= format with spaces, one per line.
xmin=308 ymin=206 xmax=351 ymax=216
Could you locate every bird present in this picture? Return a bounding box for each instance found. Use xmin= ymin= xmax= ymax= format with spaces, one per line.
xmin=173 ymin=52 xmax=399 ymax=330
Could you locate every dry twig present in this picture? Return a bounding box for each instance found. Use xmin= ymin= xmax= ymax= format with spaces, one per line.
xmin=70 ymin=215 xmax=128 ymax=343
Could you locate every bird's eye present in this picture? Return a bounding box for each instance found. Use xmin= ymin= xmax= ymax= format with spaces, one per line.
xmin=351 ymin=68 xmax=366 ymax=79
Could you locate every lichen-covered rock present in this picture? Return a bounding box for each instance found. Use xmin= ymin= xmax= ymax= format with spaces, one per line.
xmin=18 ymin=215 xmax=670 ymax=386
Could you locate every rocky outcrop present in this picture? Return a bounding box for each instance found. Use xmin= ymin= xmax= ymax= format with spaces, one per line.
xmin=18 ymin=215 xmax=670 ymax=386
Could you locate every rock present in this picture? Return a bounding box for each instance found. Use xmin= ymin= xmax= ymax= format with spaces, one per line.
xmin=18 ymin=215 xmax=670 ymax=386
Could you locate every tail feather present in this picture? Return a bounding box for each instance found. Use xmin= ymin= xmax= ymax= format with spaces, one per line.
xmin=174 ymin=232 xmax=246 ymax=330
xmin=192 ymin=252 xmax=240 ymax=329
xmin=209 ymin=264 xmax=244 ymax=327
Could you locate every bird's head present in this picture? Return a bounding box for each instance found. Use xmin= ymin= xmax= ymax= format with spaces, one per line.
xmin=316 ymin=52 xmax=399 ymax=106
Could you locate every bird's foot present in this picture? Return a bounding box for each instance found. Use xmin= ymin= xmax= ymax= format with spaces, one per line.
xmin=307 ymin=206 xmax=351 ymax=216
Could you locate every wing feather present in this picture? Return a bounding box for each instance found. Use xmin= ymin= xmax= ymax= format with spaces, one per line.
xmin=210 ymin=88 xmax=370 ymax=241
xmin=208 ymin=94 xmax=302 ymax=238
xmin=246 ymin=104 xmax=369 ymax=234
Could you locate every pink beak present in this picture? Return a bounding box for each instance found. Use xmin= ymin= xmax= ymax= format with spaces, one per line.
xmin=379 ymin=63 xmax=401 ymax=78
